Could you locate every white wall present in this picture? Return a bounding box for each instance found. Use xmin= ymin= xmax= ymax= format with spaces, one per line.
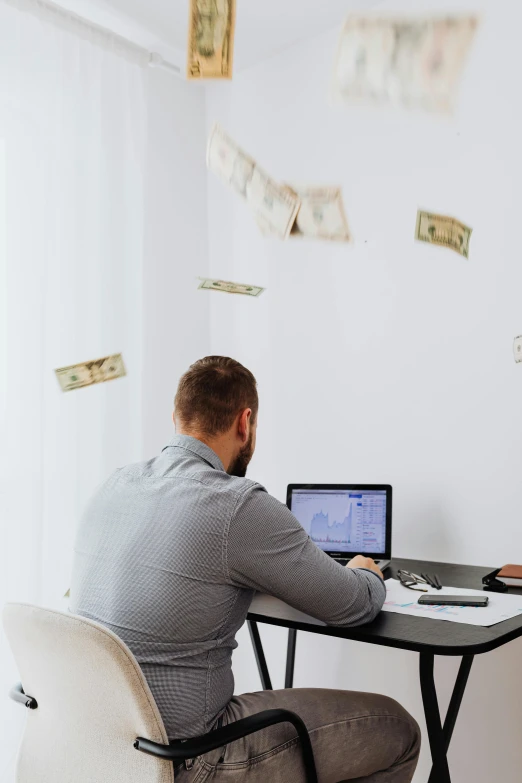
xmin=205 ymin=1 xmax=522 ymax=780
xmin=142 ymin=69 xmax=209 ymax=457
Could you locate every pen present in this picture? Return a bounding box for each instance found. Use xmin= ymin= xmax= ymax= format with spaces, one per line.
xmin=433 ymin=574 xmax=442 ymax=590
xmin=421 ymin=573 xmax=436 ymax=588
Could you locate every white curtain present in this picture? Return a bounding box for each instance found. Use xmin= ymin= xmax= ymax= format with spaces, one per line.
xmin=0 ymin=1 xmax=147 ymax=777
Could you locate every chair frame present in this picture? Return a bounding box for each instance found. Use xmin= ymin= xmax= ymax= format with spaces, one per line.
xmin=9 ymin=682 xmax=318 ymax=783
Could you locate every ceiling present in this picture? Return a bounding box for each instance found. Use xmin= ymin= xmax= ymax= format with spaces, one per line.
xmin=58 ymin=0 xmax=382 ymax=72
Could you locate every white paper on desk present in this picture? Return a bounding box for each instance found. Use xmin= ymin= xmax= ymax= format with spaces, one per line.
xmin=382 ymin=579 xmax=522 ymax=627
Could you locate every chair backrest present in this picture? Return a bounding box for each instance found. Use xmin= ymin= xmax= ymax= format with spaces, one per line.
xmin=3 ymin=602 xmax=174 ymax=783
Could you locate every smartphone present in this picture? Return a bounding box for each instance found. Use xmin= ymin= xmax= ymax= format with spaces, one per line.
xmin=418 ymin=595 xmax=489 ymax=608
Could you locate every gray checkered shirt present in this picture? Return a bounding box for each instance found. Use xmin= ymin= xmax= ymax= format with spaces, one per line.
xmin=70 ymin=435 xmax=385 ymax=740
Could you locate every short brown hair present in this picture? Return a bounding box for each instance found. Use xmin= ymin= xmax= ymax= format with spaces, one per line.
xmin=174 ymin=356 xmax=258 ymax=437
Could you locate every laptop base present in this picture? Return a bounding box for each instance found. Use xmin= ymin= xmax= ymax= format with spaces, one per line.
xmin=335 ymin=558 xmax=390 ymax=572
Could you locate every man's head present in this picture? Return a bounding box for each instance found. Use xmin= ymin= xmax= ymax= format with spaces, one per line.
xmin=173 ymin=356 xmax=258 ymax=477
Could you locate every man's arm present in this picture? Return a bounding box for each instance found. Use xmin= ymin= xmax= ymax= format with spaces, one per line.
xmin=226 ymin=484 xmax=386 ymax=627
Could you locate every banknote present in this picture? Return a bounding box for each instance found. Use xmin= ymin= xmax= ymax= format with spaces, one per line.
xmin=64 ymin=589 xmax=70 ymax=598
xmin=187 ymin=0 xmax=236 ymax=79
xmin=332 ymin=15 xmax=478 ymax=113
xmin=198 ymin=278 xmax=264 ymax=297
xmin=55 ymin=353 xmax=126 ymax=392
xmin=415 ymin=210 xmax=472 ymax=258
xmin=207 ymin=124 xmax=300 ymax=240
xmin=287 ymin=186 xmax=352 ymax=242
xmin=514 ymin=337 xmax=522 ymax=364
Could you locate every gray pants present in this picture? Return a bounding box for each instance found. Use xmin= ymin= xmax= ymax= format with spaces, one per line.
xmin=174 ymin=688 xmax=421 ymax=782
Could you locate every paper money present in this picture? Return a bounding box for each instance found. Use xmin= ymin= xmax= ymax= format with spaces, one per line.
xmin=332 ymin=15 xmax=478 ymax=113
xmin=198 ymin=278 xmax=264 ymax=297
xmin=64 ymin=589 xmax=70 ymax=598
xmin=55 ymin=353 xmax=126 ymax=392
xmin=288 ymin=186 xmax=352 ymax=242
xmin=187 ymin=0 xmax=236 ymax=79
xmin=514 ymin=337 xmax=522 ymax=364
xmin=415 ymin=210 xmax=472 ymax=258
xmin=207 ymin=124 xmax=300 ymax=240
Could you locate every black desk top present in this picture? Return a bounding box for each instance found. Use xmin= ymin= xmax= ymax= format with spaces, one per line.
xmin=247 ymin=558 xmax=522 ymax=656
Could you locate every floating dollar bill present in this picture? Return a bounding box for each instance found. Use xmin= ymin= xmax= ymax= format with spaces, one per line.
xmin=287 ymin=186 xmax=352 ymax=242
xmin=55 ymin=353 xmax=126 ymax=392
xmin=198 ymin=278 xmax=264 ymax=297
xmin=514 ymin=337 xmax=522 ymax=364
xmin=64 ymin=589 xmax=70 ymax=598
xmin=332 ymin=15 xmax=478 ymax=113
xmin=207 ymin=124 xmax=300 ymax=240
xmin=187 ymin=0 xmax=236 ymax=79
xmin=415 ymin=210 xmax=472 ymax=258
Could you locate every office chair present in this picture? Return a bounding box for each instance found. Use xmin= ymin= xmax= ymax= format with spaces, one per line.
xmin=3 ymin=603 xmax=318 ymax=782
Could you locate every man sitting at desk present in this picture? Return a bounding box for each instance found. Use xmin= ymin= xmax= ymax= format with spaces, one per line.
xmin=71 ymin=356 xmax=420 ymax=782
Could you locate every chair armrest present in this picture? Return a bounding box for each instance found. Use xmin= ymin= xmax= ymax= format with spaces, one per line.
xmin=135 ymin=708 xmax=317 ymax=783
xmin=9 ymin=683 xmax=38 ymax=709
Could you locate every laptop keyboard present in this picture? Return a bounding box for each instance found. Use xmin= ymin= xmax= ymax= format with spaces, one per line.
xmin=337 ymin=559 xmax=381 ymax=566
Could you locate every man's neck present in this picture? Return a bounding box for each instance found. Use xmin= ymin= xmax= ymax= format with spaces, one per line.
xmin=177 ymin=430 xmax=233 ymax=473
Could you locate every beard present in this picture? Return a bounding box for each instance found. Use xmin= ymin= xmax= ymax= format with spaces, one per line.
xmin=228 ymin=432 xmax=254 ymax=478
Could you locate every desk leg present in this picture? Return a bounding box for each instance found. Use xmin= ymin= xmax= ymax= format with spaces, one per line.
xmin=247 ymin=620 xmax=273 ymax=690
xmin=285 ymin=629 xmax=297 ymax=688
xmin=419 ymin=653 xmax=451 ymax=783
xmin=427 ymin=655 xmax=474 ymax=783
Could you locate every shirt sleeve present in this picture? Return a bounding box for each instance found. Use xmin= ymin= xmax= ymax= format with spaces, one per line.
xmin=226 ymin=484 xmax=386 ymax=627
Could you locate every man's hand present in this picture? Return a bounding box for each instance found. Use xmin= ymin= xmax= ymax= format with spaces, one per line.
xmin=346 ymin=555 xmax=384 ymax=580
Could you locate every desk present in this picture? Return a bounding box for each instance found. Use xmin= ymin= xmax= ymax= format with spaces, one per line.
xmin=246 ymin=558 xmax=522 ymax=783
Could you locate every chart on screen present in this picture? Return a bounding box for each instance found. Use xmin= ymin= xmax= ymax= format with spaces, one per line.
xmin=290 ymin=489 xmax=387 ymax=553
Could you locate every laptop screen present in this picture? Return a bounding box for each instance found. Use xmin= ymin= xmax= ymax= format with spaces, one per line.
xmin=288 ymin=486 xmax=389 ymax=557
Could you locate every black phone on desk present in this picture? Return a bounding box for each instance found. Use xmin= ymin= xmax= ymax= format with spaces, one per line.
xmin=418 ymin=595 xmax=489 ymax=608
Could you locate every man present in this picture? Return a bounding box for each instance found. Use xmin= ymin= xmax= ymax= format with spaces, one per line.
xmin=71 ymin=356 xmax=420 ymax=782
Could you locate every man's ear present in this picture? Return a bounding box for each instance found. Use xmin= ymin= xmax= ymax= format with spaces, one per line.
xmin=238 ymin=408 xmax=252 ymax=443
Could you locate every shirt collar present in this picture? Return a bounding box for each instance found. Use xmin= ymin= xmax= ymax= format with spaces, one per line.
xmin=162 ymin=434 xmax=225 ymax=472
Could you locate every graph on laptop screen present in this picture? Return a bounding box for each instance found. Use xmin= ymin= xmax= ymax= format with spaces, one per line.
xmin=290 ymin=489 xmax=387 ymax=554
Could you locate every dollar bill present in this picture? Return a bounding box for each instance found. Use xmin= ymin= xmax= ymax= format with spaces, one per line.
xmin=332 ymin=15 xmax=478 ymax=113
xmin=198 ymin=278 xmax=264 ymax=297
xmin=64 ymin=589 xmax=70 ymax=598
xmin=187 ymin=0 xmax=236 ymax=79
xmin=415 ymin=210 xmax=472 ymax=258
xmin=514 ymin=337 xmax=522 ymax=364
xmin=287 ymin=186 xmax=352 ymax=242
xmin=55 ymin=353 xmax=126 ymax=392
xmin=207 ymin=124 xmax=300 ymax=240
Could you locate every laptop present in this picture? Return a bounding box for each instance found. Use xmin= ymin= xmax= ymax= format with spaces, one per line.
xmin=286 ymin=484 xmax=392 ymax=572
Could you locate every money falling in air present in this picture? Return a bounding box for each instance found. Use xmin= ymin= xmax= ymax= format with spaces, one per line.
xmin=513 ymin=337 xmax=522 ymax=364
xmin=64 ymin=589 xmax=70 ymax=598
xmin=55 ymin=353 xmax=126 ymax=392
xmin=198 ymin=278 xmax=265 ymax=297
xmin=187 ymin=0 xmax=236 ymax=79
xmin=415 ymin=210 xmax=472 ymax=258
xmin=288 ymin=186 xmax=352 ymax=242
xmin=331 ymin=14 xmax=478 ymax=114
xmin=207 ymin=124 xmax=300 ymax=240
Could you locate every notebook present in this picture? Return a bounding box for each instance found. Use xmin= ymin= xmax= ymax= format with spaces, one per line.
xmin=497 ymin=565 xmax=522 ymax=587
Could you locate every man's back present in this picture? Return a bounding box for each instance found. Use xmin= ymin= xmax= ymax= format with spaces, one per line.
xmin=71 ymin=436 xmax=256 ymax=739
xmin=71 ymin=435 xmax=385 ymax=740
